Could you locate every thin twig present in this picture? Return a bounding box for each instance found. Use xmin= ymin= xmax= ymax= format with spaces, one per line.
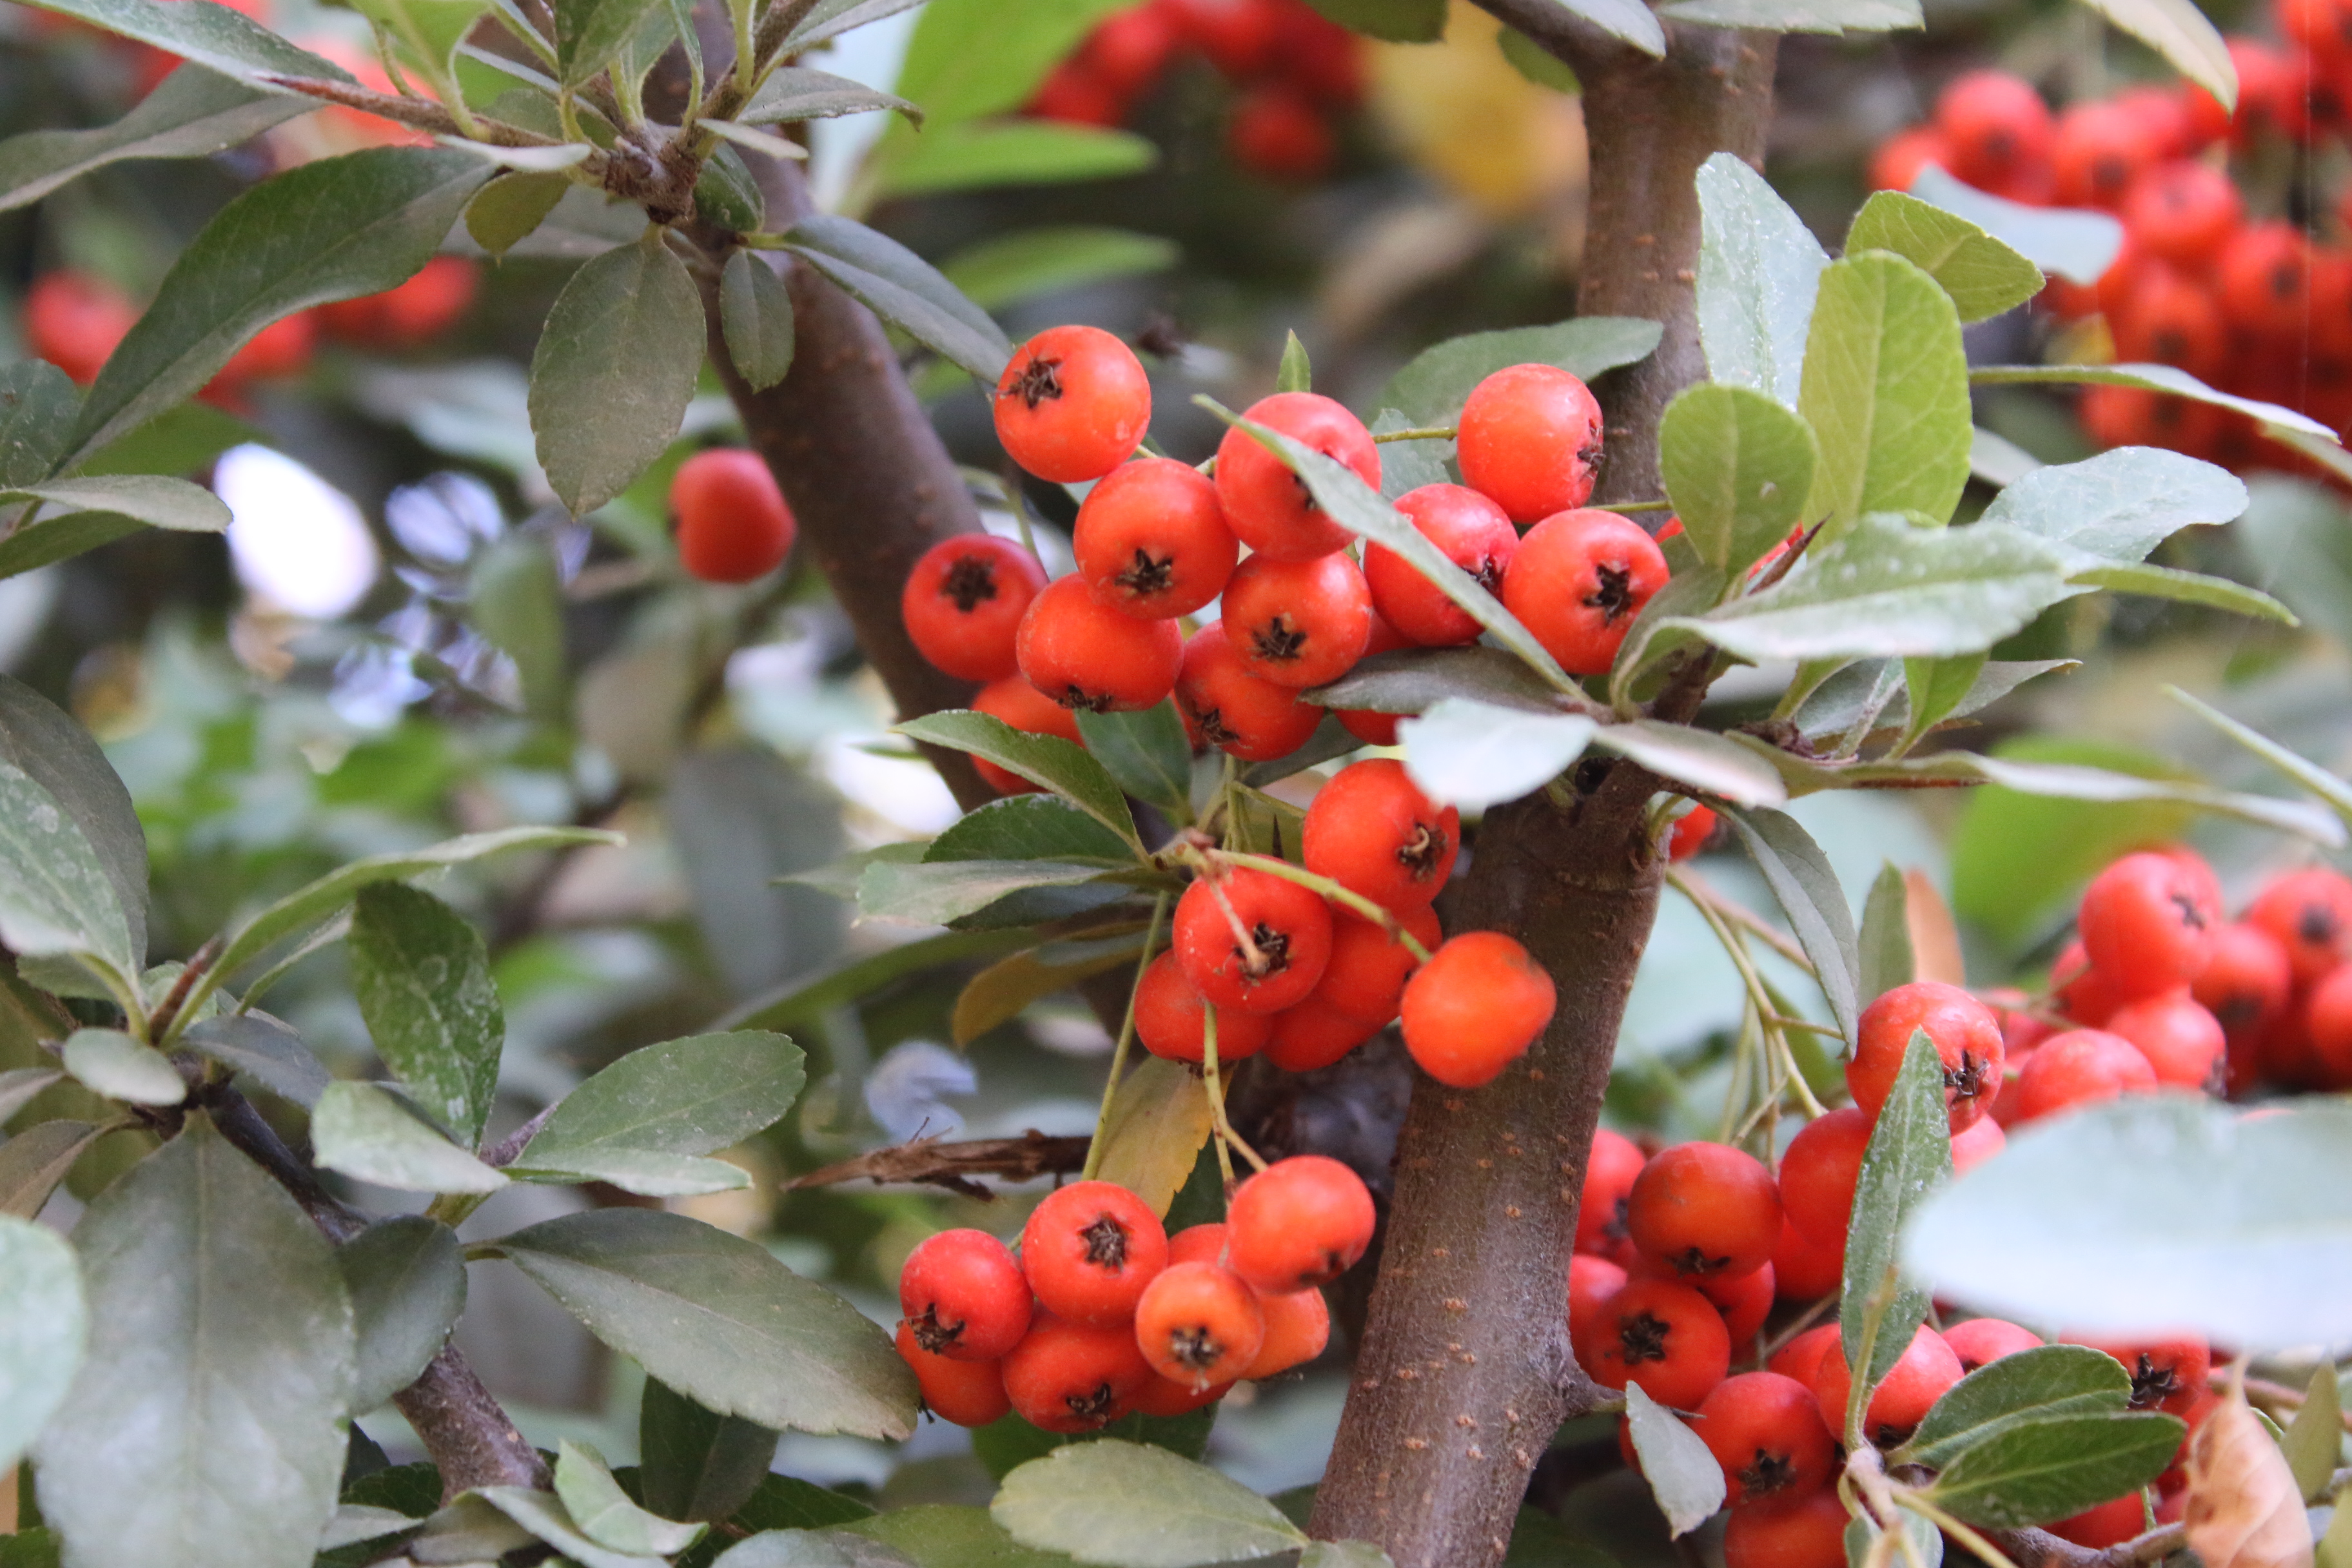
xmin=786 ymin=1130 xmax=1092 ymax=1197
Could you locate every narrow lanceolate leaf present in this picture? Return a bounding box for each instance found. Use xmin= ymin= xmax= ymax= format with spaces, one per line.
xmin=1846 ymin=192 xmax=2043 ymax=323
xmin=1971 ymin=363 xmax=2336 ymax=439
xmin=0 ymin=1215 xmax=86 ymax=1471
xmin=311 ymin=1082 xmax=510 ymax=1194
xmin=1587 ymin=721 xmax=1788 ymax=808
xmin=0 ymin=66 xmax=308 ymax=215
xmin=783 ymin=214 xmax=1013 ymax=382
xmin=1092 ymin=1057 xmax=1215 ymax=1219
xmin=1722 ymin=806 xmax=1862 ymax=1047
xmin=509 ymin=1031 xmax=805 ymax=1197
xmin=63 ymin=1027 xmax=184 ymax=1106
xmin=741 ymin=65 xmax=919 ymax=123
xmin=338 ymin=1215 xmax=467 ymax=1413
xmin=529 ymin=232 xmax=705 ymax=516
xmin=2077 ymin=0 xmax=2235 ymax=110
xmin=721 ymin=251 xmax=797 ymax=392
xmin=5 ymin=0 xmax=349 ymax=95
xmin=1896 ymin=1346 xmax=2130 ymax=1469
xmin=551 ymin=0 xmax=664 ymax=82
xmin=66 ymin=148 xmax=495 ymax=467
xmin=929 ymin=794 xmax=1137 ymax=866
xmin=1926 ymin=1412 xmax=2184 ymax=1527
xmin=2167 ymin=685 xmax=2352 ymax=828
xmin=2069 ymin=560 xmax=2296 ymax=623
xmin=1400 ymin=700 xmax=1596 ymax=816
xmin=896 ymin=711 xmax=1141 ymax=850
xmin=556 ymin=1441 xmax=707 ymax=1556
xmin=1841 ymin=1030 xmax=1954 ymax=1436
xmin=0 ymin=762 xmax=139 ymax=990
xmin=1623 ymin=1384 xmax=1727 ymax=1536
xmin=1656 ymin=383 xmax=1816 ymax=580
xmin=2279 ymin=1366 xmax=2340 ymax=1504
xmin=3 ymin=475 xmax=228 ymax=532
xmin=1907 ymin=166 xmax=2122 ymax=288
xmin=1307 ymin=646 xmax=1563 ymax=718
xmin=1660 ymin=0 xmax=1919 ymax=31
xmin=0 ymin=671 xmax=146 ymax=966
xmin=1977 ymin=446 xmax=2248 ymax=563
xmin=1076 ymin=703 xmax=1195 ymax=825
xmin=1375 ymin=317 xmax=1661 ymax=426
xmin=1276 ymin=330 xmax=1313 ymax=393
xmin=639 ymin=1377 xmax=780 ymax=1524
xmin=0 ymin=1068 xmax=61 ymax=1122
xmin=0 ymin=361 xmax=79 ymax=486
xmin=1856 ymin=861 xmax=1915 ymax=1004
xmin=491 ymin=1207 xmax=919 ymax=1438
xmin=36 ymin=1117 xmax=354 ymax=1568
xmin=992 ymin=1440 xmax=1308 ymax=1567
xmin=1799 ymin=251 xmax=1974 ymax=536
xmin=349 ymin=883 xmax=503 ymax=1146
xmin=857 ymin=858 xmax=1122 ymax=926
xmin=1696 ymin=152 xmax=1830 ymax=408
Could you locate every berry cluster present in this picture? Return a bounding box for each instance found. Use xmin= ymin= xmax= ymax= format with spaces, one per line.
xmin=890 ymin=1157 xmax=1372 ymax=1430
xmin=1873 ymin=40 xmax=2352 ymax=463
xmin=1026 ymin=0 xmax=1365 ymax=181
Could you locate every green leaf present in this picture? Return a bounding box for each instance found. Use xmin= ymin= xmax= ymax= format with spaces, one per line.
xmin=490 ymin=1207 xmax=919 ymax=1437
xmin=1307 ymin=645 xmax=1563 ymax=718
xmin=2284 ymin=1364 xmax=2342 ymax=1503
xmin=1856 ymin=861 xmax=1914 ymax=1004
xmin=355 ymin=0 xmax=491 ymax=86
xmin=1371 ymin=407 xmax=1453 ymax=498
xmin=783 ymin=215 xmax=1014 ymax=381
xmin=349 ymin=882 xmax=503 ymax=1146
xmin=469 ymin=533 xmax=569 ymax=721
xmin=1844 ymin=1509 xmax=1941 ymax=1568
xmin=1075 ymin=703 xmax=1195 ymax=825
xmin=1623 ymin=1384 xmax=1725 ymax=1536
xmin=991 ymin=1440 xmax=1307 ymax=1567
xmin=478 ymin=1487 xmax=669 ymax=1568
xmin=1721 ymin=806 xmax=1862 ymax=1048
xmin=0 ymin=1215 xmax=85 ymax=1471
xmin=2073 ymin=0 xmax=2235 ymax=110
xmin=2068 ymin=560 xmax=2295 ymax=623
xmin=1979 ymin=446 xmax=2247 ymax=563
xmin=1897 ymin=1346 xmax=2128 ymax=1469
xmin=883 ymin=120 xmax=1155 ymax=197
xmin=717 ymin=927 xmax=1031 ymax=1034
xmin=889 ymin=0 xmax=1129 ymax=124
xmin=1847 ymin=193 xmax=2043 ymax=324
xmin=897 ymin=711 xmax=1140 ymax=848
xmin=0 ymin=474 xmax=230 ymax=576
xmin=1657 ymin=384 xmax=1816 ymax=580
xmin=74 ymin=398 xmax=255 ymax=480
xmin=1399 ymin=700 xmax=1596 ymax=815
xmin=1496 ymin=25 xmax=1580 ymax=88
xmin=338 ymin=1215 xmax=467 ymax=1413
xmin=0 ymin=1068 xmax=61 ymax=1122
xmin=722 ymin=251 xmax=798 ymax=393
xmin=0 ymin=64 xmax=306 ymax=215
xmin=1375 ymin=317 xmax=1661 ymax=426
xmin=857 ymin=858 xmax=1122 ymax=926
xmin=1970 ymin=362 xmax=2335 ymax=440
xmin=529 ymin=232 xmax=706 ymax=516
xmin=2 ymin=0 xmax=349 ymax=95
xmin=0 ymin=762 xmax=139 ymax=991
xmin=2166 ymin=685 xmax=2352 ymax=830
xmin=1840 ymin=1029 xmax=1953 ymax=1431
xmin=955 ymin=934 xmax=1146 ymax=1046
xmin=552 ymin=0 xmax=664 ymax=83
xmin=509 ymin=1030 xmax=806 ymax=1196
xmin=1797 ymin=658 xmax=2072 ymax=751
xmin=1092 ymin=1055 xmax=1216 ymax=1219
xmin=1696 ymin=151 xmax=1829 ymax=407
xmin=712 ymin=1530 xmax=899 ymax=1568
xmin=1898 ymin=653 xmax=1986 ymax=752
xmin=466 ymin=170 xmax=571 ymax=259
xmin=2236 ymin=476 xmax=2352 ymax=649
xmin=1277 ymin=331 xmax=1313 ymax=393
xmin=0 ymin=362 xmax=77 ymax=487
xmin=0 ymin=1121 xmax=104 ymax=1219
xmin=694 ymin=141 xmax=767 ymax=231
xmin=1549 ymin=0 xmax=1665 ymax=54
xmin=311 ymin=1082 xmax=510 ymax=1194
xmin=741 ymin=65 xmax=919 ymax=123
xmin=62 ymin=1027 xmax=183 ymax=1106
xmin=1302 ymin=1545 xmax=1396 ymax=1568
xmin=181 ymin=1012 xmax=329 ymax=1106
xmin=1302 ymin=0 xmax=1446 ymax=41
xmin=1660 ymin=0 xmax=1919 ymax=30
xmin=1905 ymin=1097 xmax=2352 ymax=1351
xmin=732 ymin=1474 xmax=878 ymax=1531
xmin=35 ymin=1117 xmax=353 ymax=1568
xmin=1799 ymin=252 xmax=1972 ymax=535
xmin=930 ymin=799 xmax=1137 ymax=872
xmin=66 ymin=148 xmax=494 ymax=468
xmin=557 ymin=1441 xmax=707 ymax=1556
xmin=939 ymin=227 xmax=1178 ymax=313
xmin=640 ymin=1377 xmax=779 ymax=1524
xmin=1587 ymin=721 xmax=1787 ymax=808
xmin=1907 ymin=167 xmax=2121 ymax=288
xmin=0 ymin=672 xmax=146 ymax=967
xmin=1924 ymin=1413 xmax=2183 ymax=1527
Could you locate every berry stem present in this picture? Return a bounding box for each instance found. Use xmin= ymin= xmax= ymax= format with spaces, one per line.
xmin=1209 ymin=850 xmax=1437 ymax=963
xmin=1080 ymin=895 xmax=1171 ymax=1184
xmin=1672 ymin=867 xmax=1829 ymax=1121
xmin=1667 ymin=867 xmax=1816 ymax=974
xmin=1898 ymin=1494 xmax=2021 ymax=1568
xmin=1200 ymin=1006 xmax=1269 ymax=1182
xmin=1592 ymin=499 xmax=1675 ymax=513
xmin=1369 ymin=426 xmax=1456 ymax=444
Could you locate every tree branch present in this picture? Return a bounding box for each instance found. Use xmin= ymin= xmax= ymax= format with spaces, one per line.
xmin=1993 ymin=1524 xmax=2186 ymax=1568
xmin=783 ymin=1131 xmax=1092 ymax=1197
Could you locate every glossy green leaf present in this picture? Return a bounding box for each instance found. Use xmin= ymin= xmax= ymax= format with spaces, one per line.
xmin=1661 ymin=0 xmax=1918 ymax=30
xmin=889 ymin=0 xmax=1128 ymax=124
xmin=640 ymin=1377 xmax=779 ymax=1524
xmin=783 ymin=215 xmax=1014 ymax=382
xmin=1906 ymin=1096 xmax=2352 ymax=1350
xmin=66 ymin=148 xmax=493 ymax=467
xmin=857 ymin=858 xmax=1119 ymax=925
xmin=491 ymin=1207 xmax=919 ymax=1438
xmin=992 ymin=1440 xmax=1306 ymax=1567
xmin=1847 ymin=193 xmax=2043 ymax=322
xmin=930 ymin=794 xmax=1139 ymax=867
xmin=478 ymin=1486 xmax=669 ymax=1568
xmin=0 ymin=672 xmax=146 ymax=968
xmin=1978 ymin=446 xmax=2247 ymax=563
xmin=1696 ymin=152 xmax=1830 ymax=407
xmin=1399 ymin=700 xmax=1596 ymax=815
xmin=35 ymin=1118 xmax=353 ymax=1568
xmin=1302 ymin=1545 xmax=1396 ymax=1568
xmin=1722 ymin=805 xmax=1862 ymax=1048
xmin=2075 ymin=0 xmax=2235 ymax=110
xmin=529 ymin=233 xmax=705 ymax=516
xmin=722 ymin=251 xmax=798 ymax=393
xmin=897 ymin=711 xmax=1139 ymax=848
xmin=1907 ymin=168 xmax=2121 ymax=287
xmin=509 ymin=1030 xmax=805 ymax=1196
xmin=0 ymin=65 xmax=306 ymax=215
xmin=1897 ymin=1346 xmax=2128 ymax=1469
xmin=349 ymin=882 xmax=502 ymax=1146
xmin=1302 ymin=0 xmax=1446 ymax=41
xmin=62 ymin=1028 xmax=183 ymax=1106
xmin=0 ymin=1121 xmax=103 ymax=1219
xmin=1375 ymin=317 xmax=1661 ymax=426
xmin=74 ymin=397 xmax=254 ymax=479
xmin=1308 ymin=645 xmax=1562 ymax=717
xmin=939 ymin=226 xmax=1177 ymax=312
xmin=0 ymin=1214 xmax=85 ymax=1471
xmin=1623 ymin=1384 xmax=1725 ymax=1536
xmin=1970 ymin=362 xmax=2335 ymax=439
xmin=1075 ymin=702 xmax=1195 ymax=823
xmin=3 ymin=0 xmax=348 ymax=95
xmin=0 ymin=761 xmax=139 ymax=990
xmin=1799 ymin=252 xmax=1972 ymax=534
xmin=311 ymin=1082 xmax=509 ymax=1194
xmin=731 ymin=1474 xmax=879 ymax=1533
xmin=181 ymin=1012 xmax=329 ymax=1106
xmin=741 ymin=66 xmax=918 ymax=122
xmin=338 ymin=1215 xmax=467 ymax=1413
xmin=1856 ymin=861 xmax=1913 ymax=1004
xmin=1841 ymin=1029 xmax=1952 ymax=1433
xmin=1899 ymin=652 xmax=1986 ymax=752
xmin=556 ymin=1441 xmax=706 ymax=1556
xmin=1588 ymin=721 xmax=1787 ymax=808
xmin=884 ymin=120 xmax=1155 ymax=197
xmin=465 ymin=170 xmax=571 ymax=258
xmin=1657 ymin=384 xmax=1816 ymax=580
xmin=1925 ymin=1412 xmax=2182 ymax=1527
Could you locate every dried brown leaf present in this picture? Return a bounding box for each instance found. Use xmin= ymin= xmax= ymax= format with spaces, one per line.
xmin=1904 ymin=868 xmax=1965 ymax=986
xmin=2185 ymin=1377 xmax=2315 ymax=1568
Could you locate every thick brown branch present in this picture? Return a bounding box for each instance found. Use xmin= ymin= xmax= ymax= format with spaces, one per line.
xmin=784 ymin=1132 xmax=1091 ymax=1199
xmin=1994 ymin=1524 xmax=2186 ymax=1568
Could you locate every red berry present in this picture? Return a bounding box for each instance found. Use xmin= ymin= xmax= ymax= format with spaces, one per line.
xmin=1218 ymin=551 xmax=1373 ymax=690
xmin=1502 ymin=509 xmax=1669 ymax=676
xmin=671 ymin=449 xmax=797 ymax=583
xmin=1171 ymin=0 xmax=1282 ymax=76
xmin=1696 ymin=1371 xmax=1838 ymax=1508
xmin=1363 ymin=484 xmax=1518 ymax=647
xmin=318 ymin=255 xmax=478 ymax=345
xmin=1262 ymin=997 xmax=1380 ymax=1072
xmin=1213 ymin=392 xmax=1378 ymax=560
xmin=1577 ymin=1126 xmax=1647 ymax=1262
xmin=1569 ymin=1253 xmax=1629 ymax=1344
xmin=1934 ymin=71 xmax=2055 ymax=193
xmin=1776 ymin=1107 xmax=1872 ymax=1246
xmin=2079 ymin=852 xmax=2219 ymax=997
xmin=1173 ymin=621 xmax=1324 ymax=762
xmin=969 ymin=676 xmax=1083 ymax=795
xmin=1772 ymin=1217 xmax=1844 ymax=1301
xmin=993 ymin=325 xmax=1152 ymax=483
xmin=1636 ymin=1255 xmax=1775 ymax=1345
xmin=1669 ymin=805 xmax=1719 ymax=861
xmin=900 ymin=1228 xmax=1033 ymax=1361
xmin=2013 ymin=1028 xmax=2159 ymax=1122
xmin=1809 ymin=1325 xmax=1964 ymax=1447
xmin=1456 ymin=364 xmax=1604 ymax=524
xmin=1002 ymin=1311 xmax=1153 ymax=1432
xmin=1028 ymin=58 xmax=1127 ymax=125
xmin=1135 ymin=951 xmax=1273 ymax=1064
xmin=1226 ymin=1154 xmax=1376 ymax=1293
xmin=1302 ymin=759 xmax=1459 ymax=911
xmin=1016 ymin=574 xmax=1184 ymax=714
xmin=1074 ymin=458 xmax=1239 ymax=619
xmin=1020 ymin=1180 xmax=1169 ymax=1326
xmin=1083 ymin=3 xmax=1182 ymax=95
xmin=1174 ymin=866 xmax=1335 ymax=1014
xmin=208 ymin=310 xmax=315 ymax=395
xmin=1168 ymin=1222 xmax=1228 ymax=1268
xmin=22 ymin=270 xmax=137 ymax=386
xmin=2064 ymin=1336 xmax=2210 ymax=1415
xmin=1870 ymin=124 xmax=1948 ymax=193
xmin=1127 ymin=1371 xmax=1229 ymax=1415
xmin=2123 ymin=161 xmax=2243 ymax=266
xmin=903 ymin=535 xmax=1048 ymax=681
xmin=2053 ymin=939 xmax=2133 ymax=1027
xmin=895 ymin=1321 xmax=1011 ymax=1427
xmin=2050 ymin=1494 xmax=2148 ymax=1549
xmin=2102 ymin=990 xmax=2224 ymax=1091
xmin=1769 ymin=1323 xmax=1842 ymax=1385
xmin=1626 ymin=1142 xmax=1782 ymax=1283
xmin=1133 ymin=1262 xmax=1266 ymax=1389
xmin=1941 ymin=1317 xmax=2042 ymax=1373
xmin=2246 ymin=867 xmax=2352 ymax=985
xmin=1228 ymin=84 xmax=1335 ymax=181
xmin=1849 ymin=981 xmax=2006 ymax=1135
xmin=2112 ymin=262 xmax=2228 ymax=380
xmin=1241 ymin=1281 xmax=1331 ymax=1378
xmin=1572 ymin=1276 xmax=1732 ymax=1410
xmin=1723 ymin=1489 xmax=1850 ymax=1568
xmin=2217 ymin=222 xmax=2312 ymax=339
xmin=1308 ymin=901 xmax=1441 ymax=1028
xmin=1399 ymin=932 xmax=1556 ymax=1088
xmin=2051 ymin=102 xmax=2156 ymax=210
xmin=2307 ymin=966 xmax=2352 ymax=1084
xmin=1950 ymin=1114 xmax=2006 ymax=1174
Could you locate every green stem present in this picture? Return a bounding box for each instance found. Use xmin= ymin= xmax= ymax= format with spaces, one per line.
xmin=1204 ymin=1006 xmax=1234 ymax=1188
xmin=1592 ymin=498 xmax=1674 ymax=513
xmin=1208 ymin=850 xmax=1436 ymax=963
xmin=1900 ymin=1494 xmax=2021 ymax=1568
xmin=1080 ymin=894 xmax=1169 ymax=1184
xmin=1371 ymin=426 xmax=1455 ymax=444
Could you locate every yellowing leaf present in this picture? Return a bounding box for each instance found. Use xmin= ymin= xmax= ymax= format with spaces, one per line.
xmin=1091 ymin=1057 xmax=1213 ymax=1218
